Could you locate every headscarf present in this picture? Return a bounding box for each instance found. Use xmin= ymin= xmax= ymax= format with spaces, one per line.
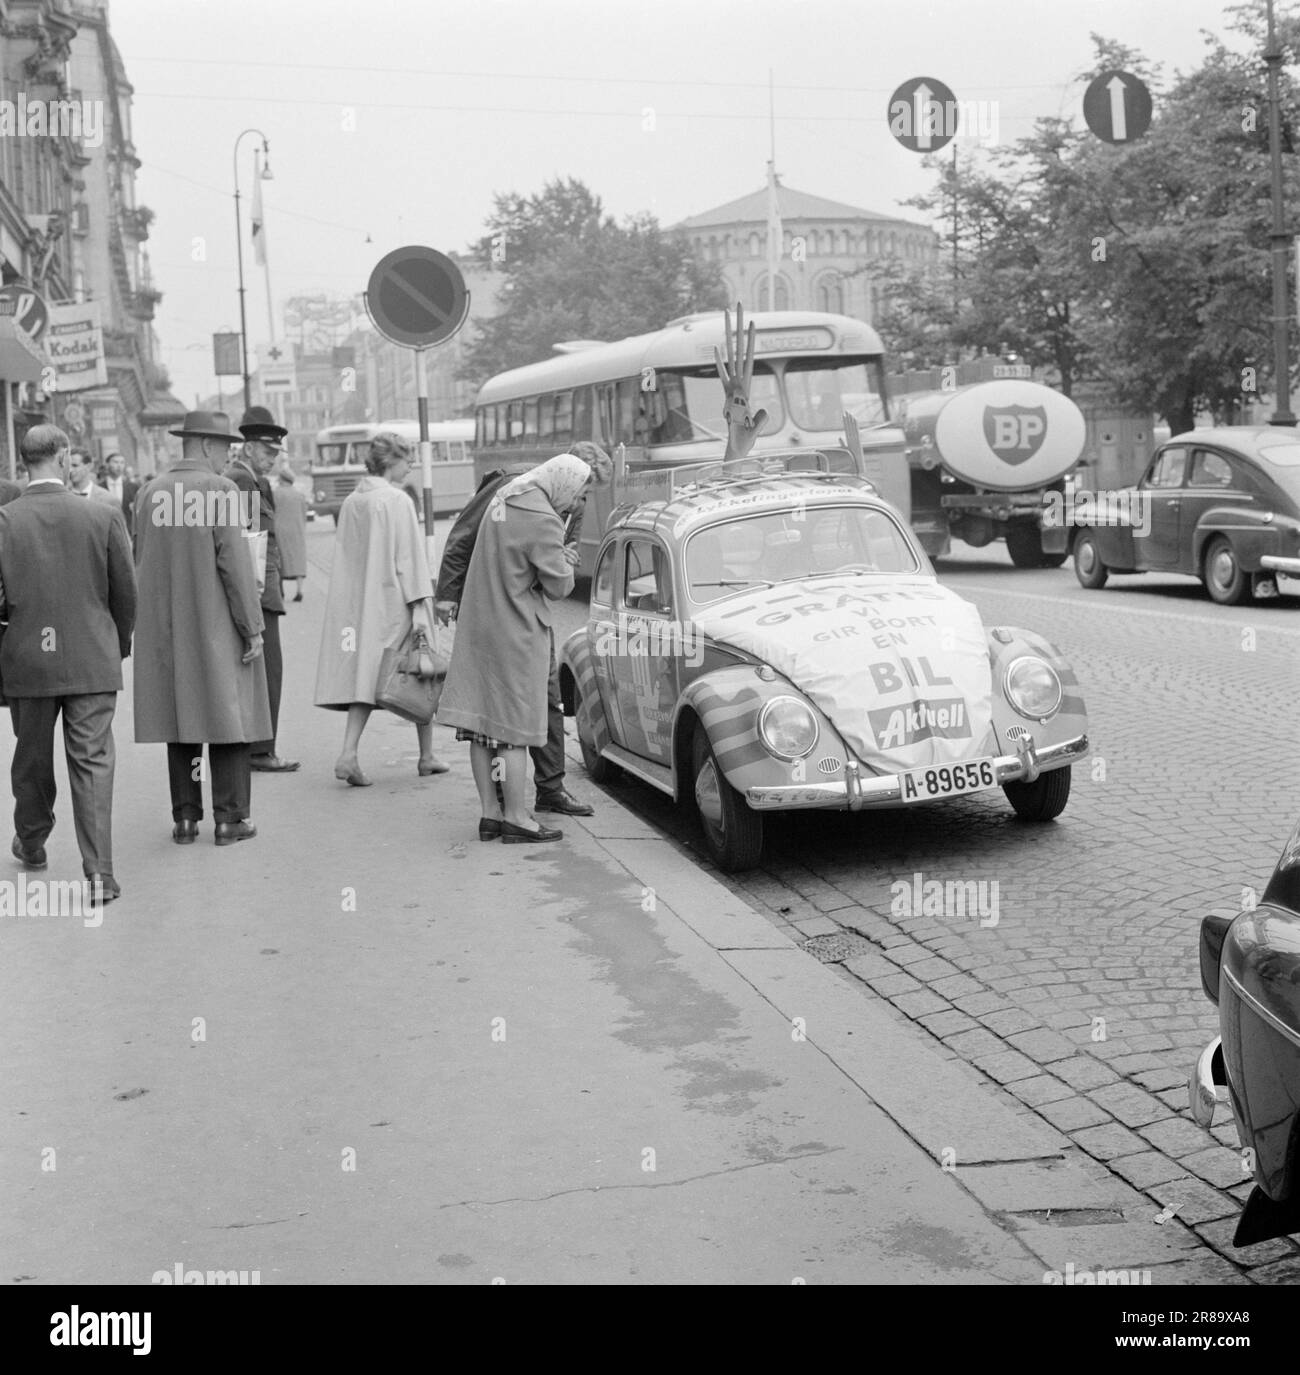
xmin=499 ymin=452 xmax=591 ymax=514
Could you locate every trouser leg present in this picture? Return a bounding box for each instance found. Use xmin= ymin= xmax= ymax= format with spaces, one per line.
xmin=61 ymin=692 xmax=117 ymax=876
xmin=167 ymin=743 xmax=204 ymax=822
xmin=209 ymin=743 xmax=251 ymax=823
xmin=10 ymin=696 xmax=59 ymax=848
xmin=251 ymin=611 xmax=282 ymax=756
xmin=530 ymin=632 xmax=565 ymax=797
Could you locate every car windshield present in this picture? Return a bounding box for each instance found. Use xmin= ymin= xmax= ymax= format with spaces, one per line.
xmin=650 ymin=366 xmax=783 ymax=445
xmin=686 ymin=505 xmax=920 ymax=604
xmin=783 ymin=357 xmax=887 ymax=431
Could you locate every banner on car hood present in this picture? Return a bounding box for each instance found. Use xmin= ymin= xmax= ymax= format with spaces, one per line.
xmin=692 ymin=578 xmax=997 ymax=773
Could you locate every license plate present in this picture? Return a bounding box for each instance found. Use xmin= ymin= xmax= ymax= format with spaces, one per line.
xmin=1278 ymin=571 xmax=1300 ymax=598
xmin=900 ymin=758 xmax=996 ymax=803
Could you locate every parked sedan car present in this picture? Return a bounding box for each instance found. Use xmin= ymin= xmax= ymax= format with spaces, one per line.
xmin=1190 ymin=820 xmax=1300 ymax=1245
xmin=559 ymin=468 xmax=1089 ymax=871
xmin=1072 ymin=427 xmax=1300 ymax=605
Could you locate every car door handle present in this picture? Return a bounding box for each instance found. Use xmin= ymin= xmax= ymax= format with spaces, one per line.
xmin=1167 ymin=500 xmax=1180 ymax=508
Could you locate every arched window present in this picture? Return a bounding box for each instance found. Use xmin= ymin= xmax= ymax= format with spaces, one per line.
xmin=816 ymin=275 xmax=844 ymax=314
xmin=757 ymin=274 xmax=790 ymax=310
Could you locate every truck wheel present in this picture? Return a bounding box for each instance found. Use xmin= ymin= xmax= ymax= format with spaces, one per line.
xmin=1004 ymin=767 xmax=1071 ymax=821
xmin=1203 ymin=537 xmax=1250 ymax=606
xmin=1006 ymin=524 xmax=1046 ymax=568
xmin=1041 ymin=552 xmax=1068 ymax=569
xmin=692 ymin=725 xmax=764 ymax=872
xmin=576 ymin=680 xmax=617 ymax=783
xmin=1073 ymin=532 xmax=1109 ymax=588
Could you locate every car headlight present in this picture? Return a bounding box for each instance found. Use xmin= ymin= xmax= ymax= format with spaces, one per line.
xmin=315 ymin=490 xmax=326 ymax=502
xmin=1004 ymin=656 xmax=1062 ymax=719
xmin=758 ymin=695 xmax=819 ymax=760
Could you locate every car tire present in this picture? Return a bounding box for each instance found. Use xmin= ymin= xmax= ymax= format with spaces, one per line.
xmin=1003 ymin=766 xmax=1071 ymax=821
xmin=1006 ymin=524 xmax=1046 ymax=568
xmin=576 ymin=680 xmax=617 ymax=784
xmin=1073 ymin=532 xmax=1109 ymax=589
xmin=692 ymin=725 xmax=764 ymax=872
xmin=1203 ymin=536 xmax=1250 ymax=606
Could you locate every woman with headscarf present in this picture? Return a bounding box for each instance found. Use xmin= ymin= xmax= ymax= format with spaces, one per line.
xmin=437 ymin=452 xmax=592 ymax=843
xmin=314 ymin=430 xmax=449 ymax=785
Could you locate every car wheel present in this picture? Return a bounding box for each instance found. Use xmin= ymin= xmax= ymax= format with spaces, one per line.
xmin=1203 ymin=536 xmax=1250 ymax=605
xmin=1003 ymin=766 xmax=1071 ymax=821
xmin=1073 ymin=532 xmax=1109 ymax=589
xmin=692 ymin=725 xmax=764 ymax=872
xmin=1006 ymin=524 xmax=1046 ymax=568
xmin=576 ymin=680 xmax=616 ymax=783
xmin=1041 ymin=551 xmax=1068 ymax=569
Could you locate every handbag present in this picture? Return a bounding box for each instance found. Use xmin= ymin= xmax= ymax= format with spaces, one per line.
xmin=375 ymin=627 xmax=442 ymax=724
xmin=243 ymin=529 xmax=268 ymax=597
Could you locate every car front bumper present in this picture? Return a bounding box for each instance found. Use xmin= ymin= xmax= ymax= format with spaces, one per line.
xmin=745 ymin=733 xmax=1089 ymax=812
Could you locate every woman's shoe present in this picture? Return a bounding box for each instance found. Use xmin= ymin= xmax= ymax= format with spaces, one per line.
xmin=418 ymin=756 xmax=450 ymax=776
xmin=501 ymin=820 xmax=563 ymax=844
xmin=334 ymin=760 xmax=373 ymax=787
xmin=478 ymin=818 xmax=503 ymax=841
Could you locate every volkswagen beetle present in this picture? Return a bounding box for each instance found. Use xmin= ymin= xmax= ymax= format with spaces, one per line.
xmin=559 ymin=466 xmax=1089 ymax=871
xmin=1190 ymin=819 xmax=1300 ymax=1245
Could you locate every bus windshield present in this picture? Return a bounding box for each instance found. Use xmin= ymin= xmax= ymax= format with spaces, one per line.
xmin=653 ymin=366 xmax=783 ymax=445
xmin=317 ymin=442 xmax=354 ymax=466
xmin=784 ymin=356 xmax=887 ymax=430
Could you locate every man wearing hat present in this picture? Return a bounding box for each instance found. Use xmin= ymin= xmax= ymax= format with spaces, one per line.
xmin=225 ymin=406 xmax=298 ymax=773
xmin=133 ymin=411 xmax=269 ymax=845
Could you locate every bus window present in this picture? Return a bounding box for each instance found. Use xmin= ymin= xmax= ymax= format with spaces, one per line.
xmin=538 ymin=394 xmax=555 ymax=443
xmin=523 ymin=399 xmax=539 ymax=442
xmin=476 ymin=411 xmax=488 ymax=446
xmin=554 ymin=391 xmax=573 ymax=446
xmin=573 ymin=387 xmax=593 ymax=443
xmin=597 ymin=384 xmax=617 ymax=445
xmin=317 ymin=442 xmax=349 ymax=465
xmin=615 ymin=379 xmax=639 ymax=445
xmin=784 ymin=357 xmax=886 ymax=430
xmin=507 ymin=401 xmax=524 ymax=444
xmin=452 ymin=442 xmax=468 ymax=461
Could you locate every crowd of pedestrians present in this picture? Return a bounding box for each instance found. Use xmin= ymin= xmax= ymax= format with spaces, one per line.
xmin=0 ymin=408 xmax=610 ymax=899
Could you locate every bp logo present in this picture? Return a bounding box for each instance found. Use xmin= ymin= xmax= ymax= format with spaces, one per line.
xmin=983 ymin=404 xmax=1047 ymax=464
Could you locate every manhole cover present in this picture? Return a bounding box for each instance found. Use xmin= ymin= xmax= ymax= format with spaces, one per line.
xmin=801 ymin=931 xmax=878 ymax=963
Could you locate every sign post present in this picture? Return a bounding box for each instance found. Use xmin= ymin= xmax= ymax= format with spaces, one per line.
xmin=363 ymin=246 xmax=470 ymax=564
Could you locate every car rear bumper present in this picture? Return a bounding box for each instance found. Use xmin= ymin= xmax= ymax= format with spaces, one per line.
xmin=745 ymin=733 xmax=1089 ymax=812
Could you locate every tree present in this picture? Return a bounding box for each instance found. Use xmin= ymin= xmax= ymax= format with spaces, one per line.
xmin=459 ymin=178 xmax=726 ymax=387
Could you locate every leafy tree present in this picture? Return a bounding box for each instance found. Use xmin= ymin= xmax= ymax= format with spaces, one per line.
xmin=459 ymin=178 xmax=726 ymax=387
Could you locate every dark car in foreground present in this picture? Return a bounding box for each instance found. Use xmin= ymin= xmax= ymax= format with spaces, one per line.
xmin=1190 ymin=819 xmax=1300 ymax=1245
xmin=1072 ymin=427 xmax=1300 ymax=605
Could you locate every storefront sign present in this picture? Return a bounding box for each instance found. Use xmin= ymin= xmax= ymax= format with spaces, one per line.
xmin=45 ymin=301 xmax=107 ymax=391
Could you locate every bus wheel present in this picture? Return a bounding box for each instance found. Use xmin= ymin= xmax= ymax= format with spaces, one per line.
xmin=692 ymin=725 xmax=763 ymax=872
xmin=1006 ymin=524 xmax=1046 ymax=568
xmin=1073 ymin=532 xmax=1109 ymax=589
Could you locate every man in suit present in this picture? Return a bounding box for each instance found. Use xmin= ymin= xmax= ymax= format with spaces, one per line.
xmin=0 ymin=424 xmax=136 ymax=900
xmin=224 ymin=406 xmax=298 ymax=773
xmin=99 ymin=452 xmax=139 ymax=537
xmin=69 ymin=448 xmax=118 ymax=508
xmin=134 ymin=411 xmax=269 ymax=846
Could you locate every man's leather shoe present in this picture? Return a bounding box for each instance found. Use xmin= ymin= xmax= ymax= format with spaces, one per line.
xmin=85 ymin=874 xmax=120 ymax=903
xmin=172 ymin=820 xmax=198 ymax=845
xmin=214 ymin=820 xmax=257 ymax=846
xmin=12 ymin=835 xmax=47 ymax=869
xmin=250 ymin=755 xmax=301 ymax=772
xmin=534 ymin=789 xmax=594 ymax=817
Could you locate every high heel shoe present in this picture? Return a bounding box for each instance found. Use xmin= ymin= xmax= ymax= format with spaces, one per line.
xmin=478 ymin=818 xmax=502 ymax=841
xmin=501 ymin=819 xmax=562 ymax=844
xmin=334 ymin=761 xmax=373 ymax=787
xmin=418 ymin=756 xmax=450 ymax=776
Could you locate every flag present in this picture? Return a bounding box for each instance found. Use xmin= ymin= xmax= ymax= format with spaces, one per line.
xmin=251 ymin=153 xmax=267 ymax=267
xmin=766 ymin=160 xmax=782 ymax=310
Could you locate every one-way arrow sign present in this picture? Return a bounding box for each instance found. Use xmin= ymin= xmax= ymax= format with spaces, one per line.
xmin=1083 ymin=70 xmax=1152 ymax=144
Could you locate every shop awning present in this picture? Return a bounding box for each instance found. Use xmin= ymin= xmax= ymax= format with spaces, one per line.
xmin=0 ymin=317 xmax=49 ymax=383
xmin=138 ymin=391 xmax=188 ymax=428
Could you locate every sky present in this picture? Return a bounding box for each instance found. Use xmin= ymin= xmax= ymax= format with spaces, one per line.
xmin=110 ymin=0 xmax=1258 ymax=406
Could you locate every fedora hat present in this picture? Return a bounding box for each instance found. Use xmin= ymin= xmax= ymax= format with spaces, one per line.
xmin=238 ymin=404 xmax=289 ymax=442
xmin=169 ymin=410 xmax=238 ymax=443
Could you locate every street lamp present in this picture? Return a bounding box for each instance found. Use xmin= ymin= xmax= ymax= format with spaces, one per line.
xmin=232 ymin=128 xmax=272 ymax=413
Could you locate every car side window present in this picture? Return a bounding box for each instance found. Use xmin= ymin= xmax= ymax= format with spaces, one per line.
xmin=1189 ymin=449 xmax=1234 ymax=488
xmin=1142 ymin=446 xmax=1188 ymax=489
xmin=623 ymin=539 xmax=672 ymax=615
xmin=592 ymin=541 xmax=616 ymax=608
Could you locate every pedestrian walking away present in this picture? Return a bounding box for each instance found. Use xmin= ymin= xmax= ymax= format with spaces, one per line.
xmin=227 ymin=406 xmax=300 ymax=773
xmin=133 ymin=410 xmax=270 ymax=847
xmin=313 ymin=429 xmax=448 ymax=786
xmin=434 ymin=440 xmax=612 ymax=818
xmin=0 ymin=425 xmax=136 ymax=900
xmin=437 ymin=452 xmax=595 ymax=844
xmin=275 ymin=460 xmax=309 ymax=602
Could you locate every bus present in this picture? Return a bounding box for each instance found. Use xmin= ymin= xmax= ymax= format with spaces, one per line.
xmin=471 ymin=310 xmax=908 ymax=573
xmin=311 ymin=419 xmax=476 ymax=523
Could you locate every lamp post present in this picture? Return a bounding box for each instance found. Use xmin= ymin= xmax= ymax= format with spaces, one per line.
xmin=232 ymin=128 xmax=272 ymax=414
xmin=1265 ymin=0 xmax=1294 ymax=426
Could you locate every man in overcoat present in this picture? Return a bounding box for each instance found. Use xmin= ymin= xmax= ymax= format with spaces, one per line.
xmin=0 ymin=425 xmax=136 ymax=898
xmin=224 ymin=406 xmax=299 ymax=772
xmin=133 ymin=411 xmax=270 ymax=845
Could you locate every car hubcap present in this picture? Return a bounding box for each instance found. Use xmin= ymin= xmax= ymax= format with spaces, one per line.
xmin=695 ymin=758 xmax=724 ymax=829
xmin=1078 ymin=542 xmax=1096 ymax=575
xmin=1211 ymin=549 xmax=1235 ymax=590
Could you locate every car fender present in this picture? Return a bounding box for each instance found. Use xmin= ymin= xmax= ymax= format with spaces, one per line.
xmin=985 ymin=627 xmax=1088 ymax=756
xmin=1191 ymin=508 xmax=1292 ymax=573
xmin=559 ymin=626 xmax=613 ymax=759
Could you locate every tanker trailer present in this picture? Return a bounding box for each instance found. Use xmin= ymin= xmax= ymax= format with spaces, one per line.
xmin=890 ymin=363 xmax=1087 ymax=568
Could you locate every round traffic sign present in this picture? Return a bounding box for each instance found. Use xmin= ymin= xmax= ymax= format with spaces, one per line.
xmin=1082 ymin=71 xmax=1152 ymax=144
xmin=0 ymin=283 xmax=49 ymax=341
xmin=365 ymin=245 xmax=469 ymax=349
xmin=887 ymin=76 xmax=959 ymax=154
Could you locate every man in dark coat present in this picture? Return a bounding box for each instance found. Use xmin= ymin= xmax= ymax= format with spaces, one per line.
xmin=434 ymin=441 xmax=612 ymax=817
xmin=224 ymin=407 xmax=299 ymax=772
xmin=0 ymin=424 xmax=135 ymax=899
xmin=99 ymin=452 xmax=139 ymax=537
xmin=0 ymin=476 xmax=21 ymax=506
xmin=134 ymin=411 xmax=269 ymax=846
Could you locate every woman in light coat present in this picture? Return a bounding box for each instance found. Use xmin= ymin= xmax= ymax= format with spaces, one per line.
xmin=313 ymin=431 xmax=448 ymax=785
xmin=437 ymin=453 xmax=590 ymax=843
xmin=274 ymin=463 xmax=309 ymax=601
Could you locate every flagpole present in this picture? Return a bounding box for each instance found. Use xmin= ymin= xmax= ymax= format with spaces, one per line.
xmin=767 ymin=69 xmax=780 ymax=312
